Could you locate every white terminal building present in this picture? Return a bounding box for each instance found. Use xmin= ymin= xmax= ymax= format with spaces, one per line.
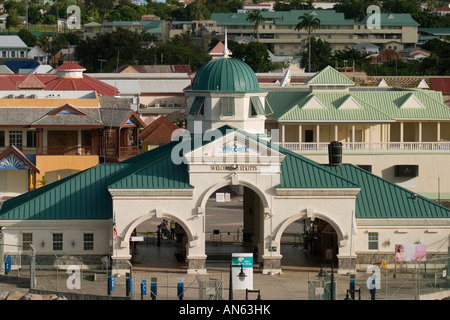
xmin=0 ymin=48 xmax=449 ymax=276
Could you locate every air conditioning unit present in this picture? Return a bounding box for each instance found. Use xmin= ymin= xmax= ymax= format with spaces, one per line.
xmin=395 ymin=165 xmax=419 ymax=177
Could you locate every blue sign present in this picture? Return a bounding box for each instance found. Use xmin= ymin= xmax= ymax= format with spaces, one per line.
xmin=5 ymin=256 xmax=11 ymax=274
xmin=108 ymin=276 xmax=115 ymax=291
xmin=141 ymin=280 xmax=147 ymax=295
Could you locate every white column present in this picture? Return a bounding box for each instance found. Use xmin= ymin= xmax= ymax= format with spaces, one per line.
xmin=334 ymin=125 xmax=338 ymax=141
xmin=316 ymin=124 xmax=320 ymax=150
xmin=351 ymin=124 xmax=355 ymax=150
xmin=400 ymin=122 xmax=404 ymax=143
xmin=437 ymin=122 xmax=441 ymax=142
xmin=418 ymin=122 xmax=422 ymax=143
xmin=298 ymin=125 xmax=302 ymax=151
xmin=281 ymin=124 xmax=285 ymax=148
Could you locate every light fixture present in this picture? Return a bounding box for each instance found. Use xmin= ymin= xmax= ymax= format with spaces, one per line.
xmin=412 ymin=194 xmax=418 ymax=201
xmin=231 ymin=164 xmax=238 ymax=170
xmin=237 ymin=265 xmax=247 ymax=281
xmin=41 ymin=240 xmax=45 ymax=247
xmin=72 ymin=240 xmax=76 ymax=247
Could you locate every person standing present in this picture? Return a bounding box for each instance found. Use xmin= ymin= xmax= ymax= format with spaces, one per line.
xmin=160 ymin=219 xmax=167 ymax=239
xmin=170 ymin=220 xmax=176 ymax=240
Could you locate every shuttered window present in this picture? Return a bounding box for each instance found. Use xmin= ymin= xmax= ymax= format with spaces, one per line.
xmin=188 ymin=97 xmax=205 ymax=116
xmin=221 ymin=97 xmax=235 ymax=116
xmin=250 ymin=96 xmax=265 ymax=116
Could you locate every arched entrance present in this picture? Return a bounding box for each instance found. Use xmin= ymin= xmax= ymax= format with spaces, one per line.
xmin=124 ymin=215 xmax=192 ymax=270
xmin=277 ymin=216 xmax=340 ymax=269
xmin=204 ymin=185 xmax=265 ymax=268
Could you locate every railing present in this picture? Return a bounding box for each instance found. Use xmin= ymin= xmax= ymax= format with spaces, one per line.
xmin=278 ymin=142 xmax=450 ymax=152
xmin=0 ymin=146 xmax=94 ymax=156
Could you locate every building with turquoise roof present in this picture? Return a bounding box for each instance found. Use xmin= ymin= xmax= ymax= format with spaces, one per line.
xmin=0 ymin=53 xmax=449 ymax=277
xmin=207 ymin=10 xmax=419 ymax=56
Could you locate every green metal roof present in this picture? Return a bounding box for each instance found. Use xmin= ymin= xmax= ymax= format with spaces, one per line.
xmin=359 ymin=13 xmax=419 ymax=26
xmin=265 ymin=91 xmax=394 ymax=122
xmin=0 ymin=164 xmax=127 ymax=220
xmin=1 ymin=125 xmax=448 ymax=221
xmin=191 ymin=57 xmax=260 ymax=92
xmin=210 ymin=10 xmax=354 ymax=26
xmin=278 ymin=149 xmax=359 ymax=189
xmin=305 ymin=66 xmax=355 ymax=86
xmin=265 ymin=66 xmax=450 ymax=122
xmin=325 ymin=164 xmax=450 ymax=219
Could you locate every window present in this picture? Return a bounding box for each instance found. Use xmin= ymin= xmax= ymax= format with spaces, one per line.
xmin=20 ymin=51 xmax=25 ymax=58
xmin=188 ymin=97 xmax=205 ymax=116
xmin=53 ymin=233 xmax=63 ymax=251
xmin=11 ymin=51 xmax=15 ymax=58
xmin=0 ymin=131 xmax=4 ymax=147
xmin=368 ymin=232 xmax=378 ymax=250
xmin=9 ymin=131 xmax=23 ymax=147
xmin=26 ymin=131 xmax=36 ymax=148
xmin=22 ymin=233 xmax=33 ymax=251
xmin=84 ymin=233 xmax=94 ymax=251
xmin=250 ymin=96 xmax=265 ymax=116
xmin=1 ymin=51 xmax=6 ymax=58
xmin=221 ymin=97 xmax=235 ymax=117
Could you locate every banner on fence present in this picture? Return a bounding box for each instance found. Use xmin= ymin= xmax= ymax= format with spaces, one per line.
xmin=394 ymin=244 xmax=426 ymax=262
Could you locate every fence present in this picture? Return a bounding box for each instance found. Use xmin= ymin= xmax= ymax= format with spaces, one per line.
xmin=2 ymin=252 xmax=449 ymax=300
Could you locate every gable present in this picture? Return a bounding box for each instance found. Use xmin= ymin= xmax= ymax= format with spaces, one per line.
xmin=302 ymin=95 xmax=326 ymax=109
xmin=0 ymin=145 xmax=39 ymax=173
xmin=399 ymin=94 xmax=425 ymax=109
xmin=337 ymin=95 xmax=363 ymax=110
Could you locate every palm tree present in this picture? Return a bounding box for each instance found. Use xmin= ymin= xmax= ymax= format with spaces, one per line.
xmin=247 ymin=10 xmax=264 ymax=42
xmin=295 ymin=12 xmax=320 ymax=72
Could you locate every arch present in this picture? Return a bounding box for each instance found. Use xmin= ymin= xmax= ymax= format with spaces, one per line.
xmin=121 ymin=212 xmax=195 ymax=246
xmin=198 ymin=179 xmax=269 ymax=210
xmin=273 ymin=211 xmax=345 ymax=247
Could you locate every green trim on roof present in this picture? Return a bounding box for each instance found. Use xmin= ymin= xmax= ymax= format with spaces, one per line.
xmin=325 ymin=164 xmax=450 ymax=219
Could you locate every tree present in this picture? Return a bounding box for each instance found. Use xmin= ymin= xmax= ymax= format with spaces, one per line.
xmin=334 ymin=48 xmax=372 ymax=69
xmin=18 ymin=29 xmax=37 ymax=47
xmin=247 ymin=10 xmax=264 ymax=42
xmin=295 ymin=12 xmax=320 ymax=73
xmin=300 ymin=37 xmax=333 ymax=72
xmin=187 ymin=0 xmax=210 ymax=20
xmin=6 ymin=9 xmax=23 ymax=29
xmin=75 ymin=28 xmax=143 ymax=72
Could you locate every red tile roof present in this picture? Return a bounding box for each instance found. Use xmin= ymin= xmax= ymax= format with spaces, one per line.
xmin=56 ymin=61 xmax=86 ymax=70
xmin=0 ymin=73 xmax=119 ymax=96
xmin=430 ymin=77 xmax=450 ymax=94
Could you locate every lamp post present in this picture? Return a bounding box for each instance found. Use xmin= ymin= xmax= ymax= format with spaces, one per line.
xmin=229 ymin=264 xmax=247 ymax=300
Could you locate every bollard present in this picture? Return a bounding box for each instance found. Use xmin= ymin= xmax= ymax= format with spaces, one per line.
xmin=107 ymin=276 xmax=115 ymax=296
xmin=177 ymin=282 xmax=184 ymax=300
xmin=126 ymin=276 xmax=133 ymax=297
xmin=370 ymin=279 xmax=376 ymax=300
xmin=151 ymin=281 xmax=157 ymax=300
xmin=141 ymin=280 xmax=147 ymax=300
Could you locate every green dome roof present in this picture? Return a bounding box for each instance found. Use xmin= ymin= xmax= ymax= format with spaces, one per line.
xmin=192 ymin=58 xmax=259 ymax=92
